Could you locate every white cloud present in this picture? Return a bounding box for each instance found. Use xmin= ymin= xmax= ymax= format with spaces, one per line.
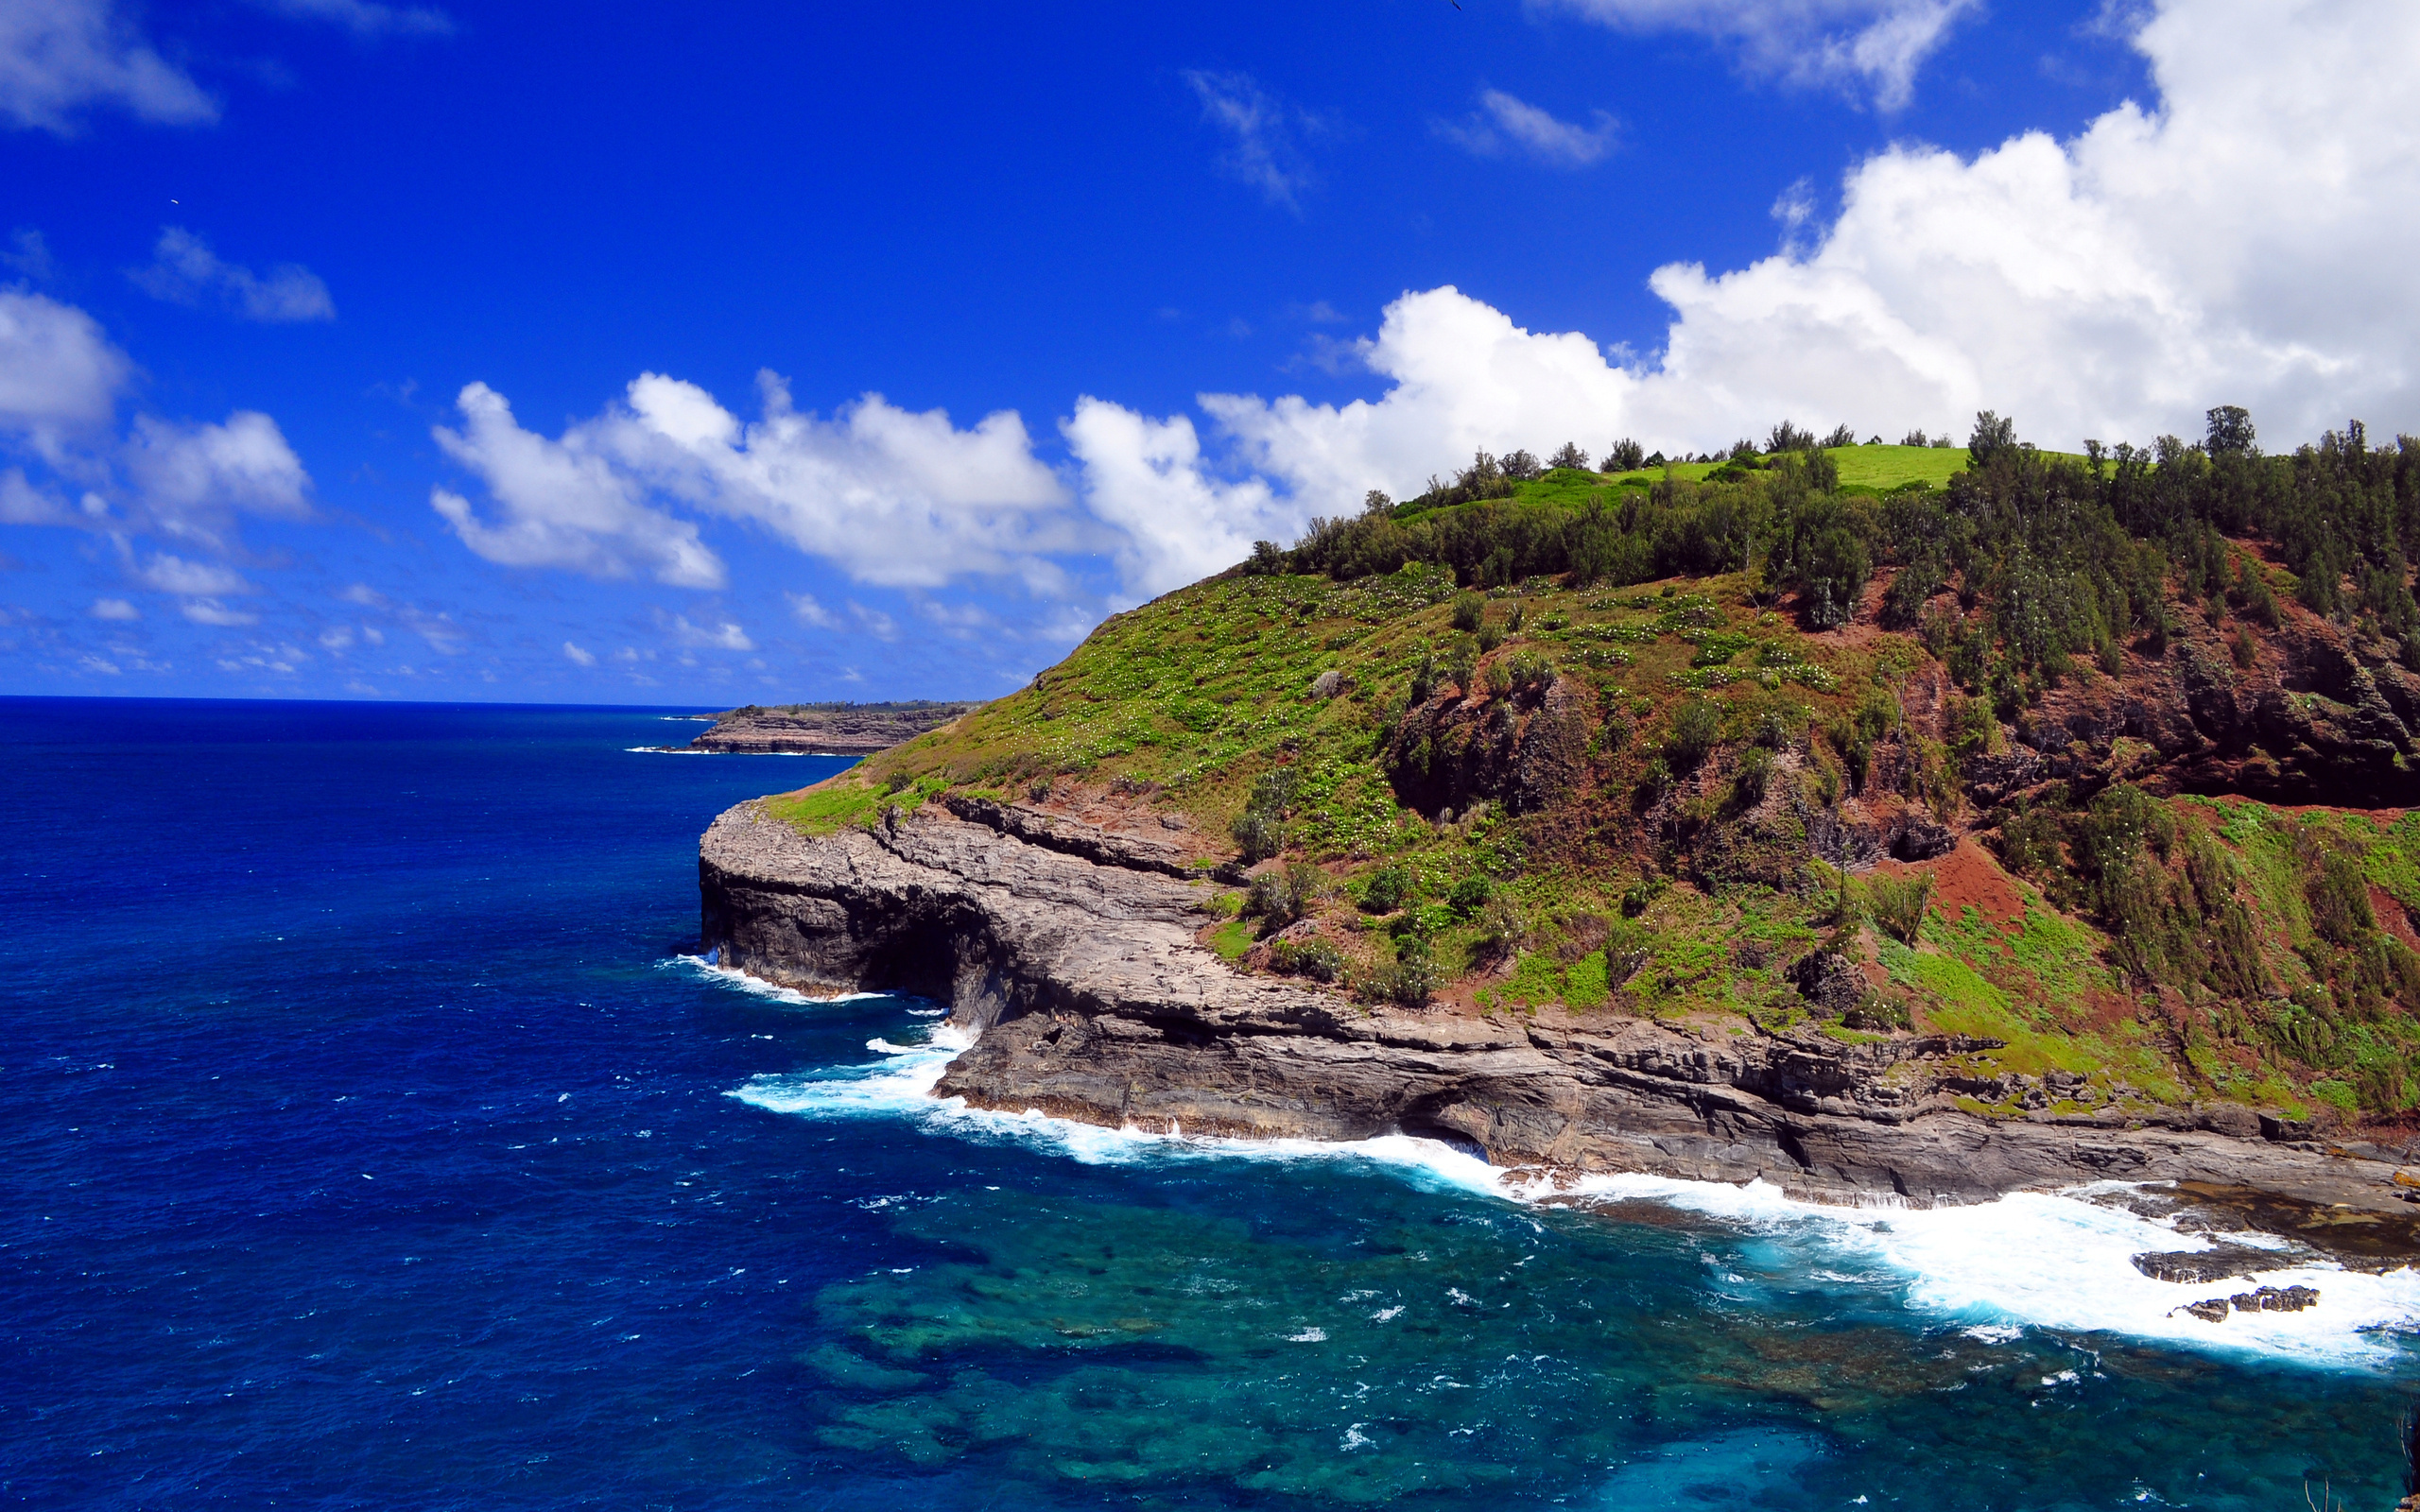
xmin=123 ymin=411 xmax=312 ymax=542
xmin=1177 ymin=0 xmax=2420 ymax=521
xmin=1436 ymin=90 xmax=1616 ymax=167
xmin=90 ymin=596 xmax=136 ymax=619
xmin=0 ymin=289 xmax=130 ymax=448
xmin=129 ymin=227 xmax=336 ymax=322
xmin=78 ymin=653 xmax=120 ymax=675
xmin=254 ymin=0 xmax=452 ymax=38
xmin=0 ymin=467 xmax=76 ymax=524
xmin=430 ymin=381 xmax=726 ymax=589
xmin=562 ymin=640 xmax=596 ymax=666
xmin=319 ymin=625 xmax=353 ymax=650
xmin=0 ymin=0 xmax=217 ymax=133
xmin=787 ymin=592 xmax=838 ymax=628
xmin=433 ymin=373 xmax=1069 ymax=592
xmin=1063 ymin=396 xmax=1296 ymax=599
xmin=1544 ymin=0 xmax=1978 ymax=110
xmin=667 ymin=614 xmax=752 ymax=652
xmin=182 ymin=598 xmax=259 ymax=627
xmin=846 ymin=601 xmax=896 ymax=641
xmin=134 ymin=552 xmax=251 ymax=596
xmin=1182 ymin=70 xmax=1321 ymax=210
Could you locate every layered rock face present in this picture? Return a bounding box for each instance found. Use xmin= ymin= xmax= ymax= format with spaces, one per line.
xmin=699 ymin=799 xmax=2417 ymax=1218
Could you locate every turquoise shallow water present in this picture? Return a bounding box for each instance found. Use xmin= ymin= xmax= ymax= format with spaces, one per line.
xmin=4 ymin=696 xmax=2417 ymax=1510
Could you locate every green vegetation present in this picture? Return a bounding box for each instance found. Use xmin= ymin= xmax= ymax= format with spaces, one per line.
xmin=765 ymin=408 xmax=2420 ymax=1126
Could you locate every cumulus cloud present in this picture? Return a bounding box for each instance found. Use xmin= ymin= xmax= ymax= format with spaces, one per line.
xmin=0 ymin=289 xmax=131 ymax=449
xmin=1062 ymin=396 xmax=1295 ymax=599
xmin=432 ymin=373 xmax=1070 ymax=593
xmin=130 ymin=228 xmax=337 ymax=322
xmin=562 ymin=640 xmax=595 ymax=666
xmin=122 ymin=412 xmax=312 ymax=542
xmin=0 ymin=0 xmax=217 ymax=133
xmin=1436 ymin=90 xmax=1616 ymax=167
xmin=133 ymin=552 xmax=251 ymax=596
xmin=431 ymin=382 xmax=726 ymax=589
xmin=1151 ymin=0 xmax=2420 ymax=536
xmin=182 ymin=599 xmax=260 ymax=627
xmin=666 ymin=614 xmax=752 ymax=652
xmin=787 ymin=592 xmax=838 ymax=629
xmin=1182 ymin=70 xmax=1322 ymax=210
xmin=1544 ymin=0 xmax=1978 ymax=110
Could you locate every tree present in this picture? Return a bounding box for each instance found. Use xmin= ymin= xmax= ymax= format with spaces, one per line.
xmin=1967 ymin=411 xmax=2017 ymax=468
xmin=1500 ymin=448 xmax=1543 ymax=481
xmin=1547 ymin=441 xmax=1590 ymax=472
xmin=1767 ymin=420 xmax=1815 ymax=454
xmin=1822 ymin=424 xmax=1858 ymax=449
xmin=1603 ymin=438 xmax=1646 ymax=472
xmin=2205 ymin=404 xmax=2256 ymax=456
xmin=1900 ymin=429 xmax=1930 ymax=447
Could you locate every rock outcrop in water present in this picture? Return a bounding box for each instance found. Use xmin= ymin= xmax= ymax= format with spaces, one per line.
xmin=699 ymin=797 xmax=2420 ymax=1223
xmin=688 ymin=700 xmax=979 ymax=755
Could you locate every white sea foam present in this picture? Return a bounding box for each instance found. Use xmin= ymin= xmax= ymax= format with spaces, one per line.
xmin=722 ymin=990 xmax=2420 ymax=1366
xmin=660 ymin=954 xmax=896 ymax=1006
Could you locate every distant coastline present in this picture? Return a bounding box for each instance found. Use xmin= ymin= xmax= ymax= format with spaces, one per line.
xmin=682 ymin=700 xmax=980 ymax=756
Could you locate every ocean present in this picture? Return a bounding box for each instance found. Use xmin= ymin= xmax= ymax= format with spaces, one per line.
xmin=4 ymin=696 xmax=2416 ymax=1510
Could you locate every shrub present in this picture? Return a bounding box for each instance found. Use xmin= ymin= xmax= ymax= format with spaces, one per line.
xmin=1868 ymin=872 xmax=1934 ymax=944
xmin=1506 ymin=649 xmax=1555 ymax=695
xmin=1451 ymin=591 xmax=1487 ymax=632
xmin=1476 ymin=621 xmax=1504 ymax=654
xmin=1442 ymin=643 xmax=1478 ymax=695
xmin=1269 ymin=936 xmax=1343 ymax=982
xmin=1245 ymin=861 xmax=1329 ymax=928
xmin=1666 ymin=698 xmax=1721 ymax=770
xmin=1482 ymin=659 xmax=1514 ymax=697
xmin=1230 ymin=768 xmax=1299 ymax=863
xmin=1767 ymin=420 xmax=1815 ymax=454
xmin=1500 ymin=449 xmax=1543 ymax=481
xmin=1408 ymin=647 xmax=1441 ymax=703
xmin=1822 ymin=423 xmax=1858 ymax=449
xmin=1231 ymin=809 xmax=1283 ymax=864
xmin=1732 ymin=744 xmax=1774 ymax=806
xmin=1358 ymin=866 xmax=1410 ymax=914
xmin=1900 ymin=429 xmax=1931 ymax=447
xmin=2231 ymin=626 xmax=2258 ymax=668
xmin=1448 ymin=874 xmax=1495 ymax=918
xmin=1603 ymin=438 xmax=1646 ymax=472
xmin=1547 ymin=441 xmax=1590 ymax=472
xmin=1373 ymin=936 xmax=1439 ymax=1005
xmin=1472 ymin=894 xmax=1527 ymax=959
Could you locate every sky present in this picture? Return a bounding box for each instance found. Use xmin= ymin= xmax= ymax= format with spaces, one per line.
xmin=1 ymin=0 xmax=2415 ymax=706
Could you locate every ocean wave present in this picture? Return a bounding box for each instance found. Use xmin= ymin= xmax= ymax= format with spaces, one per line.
xmin=659 ymin=954 xmax=900 ymax=1006
xmin=725 ymin=1000 xmax=2420 ymax=1366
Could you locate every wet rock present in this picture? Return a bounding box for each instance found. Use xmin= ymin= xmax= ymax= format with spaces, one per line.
xmin=2230 ymin=1284 xmax=2320 ymax=1314
xmin=2130 ymin=1245 xmax=2287 ymax=1284
xmin=2176 ymin=1297 xmax=2232 ymax=1323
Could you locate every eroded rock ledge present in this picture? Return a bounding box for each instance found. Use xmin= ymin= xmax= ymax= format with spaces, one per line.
xmin=700 ymin=799 xmax=2420 ymax=1222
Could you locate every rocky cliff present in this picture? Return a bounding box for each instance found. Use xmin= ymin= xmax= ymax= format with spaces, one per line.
xmin=699 ymin=796 xmax=2420 ymax=1230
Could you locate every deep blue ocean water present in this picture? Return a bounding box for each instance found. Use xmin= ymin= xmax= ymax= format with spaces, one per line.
xmin=6 ymin=696 xmax=2420 ymax=1511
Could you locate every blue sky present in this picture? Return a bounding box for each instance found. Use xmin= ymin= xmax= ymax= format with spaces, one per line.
xmin=2 ymin=0 xmax=2412 ymax=705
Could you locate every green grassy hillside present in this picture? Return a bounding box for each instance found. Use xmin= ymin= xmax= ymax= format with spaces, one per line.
xmin=769 ymin=423 xmax=2420 ymax=1130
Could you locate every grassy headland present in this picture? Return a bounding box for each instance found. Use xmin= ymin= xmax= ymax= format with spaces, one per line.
xmin=769 ymin=417 xmax=2420 ymax=1130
